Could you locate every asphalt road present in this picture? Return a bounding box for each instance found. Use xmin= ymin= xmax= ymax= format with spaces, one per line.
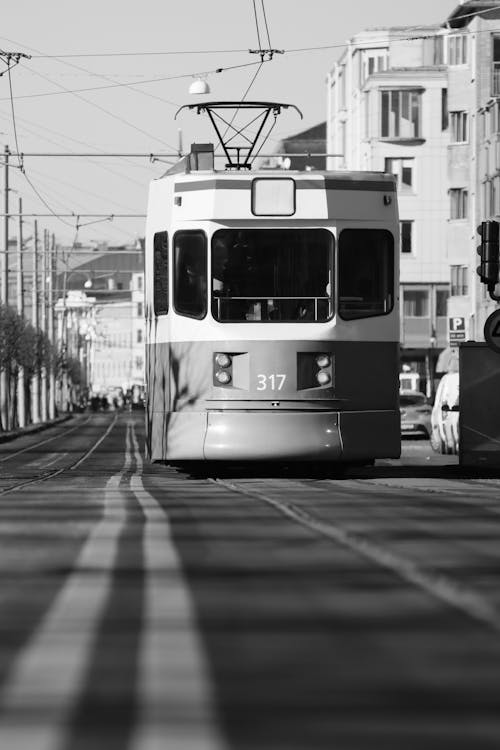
xmin=0 ymin=413 xmax=499 ymax=750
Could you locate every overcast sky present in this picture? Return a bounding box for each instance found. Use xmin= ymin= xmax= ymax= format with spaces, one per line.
xmin=0 ymin=0 xmax=459 ymax=246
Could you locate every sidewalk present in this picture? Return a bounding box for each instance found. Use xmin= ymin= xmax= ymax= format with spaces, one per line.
xmin=0 ymin=414 xmax=74 ymax=444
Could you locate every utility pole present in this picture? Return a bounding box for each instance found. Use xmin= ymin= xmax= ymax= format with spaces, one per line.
xmin=0 ymin=145 xmax=10 ymax=431
xmin=31 ymin=219 xmax=40 ymax=424
xmin=48 ymin=233 xmax=56 ymax=420
xmin=16 ymin=197 xmax=25 ymax=428
xmin=40 ymin=229 xmax=48 ymax=422
xmin=1 ymin=145 xmax=8 ymax=305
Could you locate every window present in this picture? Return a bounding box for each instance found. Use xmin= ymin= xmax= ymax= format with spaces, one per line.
xmin=153 ymin=231 xmax=168 ymax=315
xmin=137 ymin=275 xmax=143 ymax=291
xmin=174 ymin=230 xmax=207 ymax=319
xmin=137 ymin=302 xmax=143 ymax=317
xmin=135 ymin=356 xmax=143 ymax=370
xmin=450 ymin=111 xmax=468 ymax=142
xmin=450 ymin=188 xmax=468 ymax=219
xmin=494 ymin=37 xmax=500 ymax=96
xmin=137 ymin=329 xmax=143 ymax=343
xmin=436 ymin=289 xmax=449 ymax=317
xmin=385 ymin=158 xmax=414 ymax=193
xmin=338 ymin=229 xmax=394 ymax=320
xmin=211 ymin=229 xmax=333 ymax=322
xmin=381 ymin=90 xmax=421 ymax=138
xmin=442 ymin=89 xmax=448 ymax=131
xmin=362 ymin=51 xmax=387 ymax=83
xmin=400 ymin=221 xmax=413 ymax=254
xmin=451 ymin=265 xmax=468 ymax=296
xmin=448 ymin=34 xmax=468 ymax=65
xmin=403 ymin=290 xmax=429 ymax=317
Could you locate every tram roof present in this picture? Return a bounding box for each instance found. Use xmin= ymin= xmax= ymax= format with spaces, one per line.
xmin=158 ymin=165 xmax=396 ymax=185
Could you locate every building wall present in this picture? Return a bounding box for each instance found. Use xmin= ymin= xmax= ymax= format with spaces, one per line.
xmin=92 ymin=301 xmax=134 ymax=393
xmin=131 ymin=271 xmax=145 ymax=386
xmin=327 ymin=26 xmax=450 ymax=369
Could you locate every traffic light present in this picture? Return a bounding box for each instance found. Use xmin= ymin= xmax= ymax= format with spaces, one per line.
xmin=477 ymin=220 xmax=500 ymax=288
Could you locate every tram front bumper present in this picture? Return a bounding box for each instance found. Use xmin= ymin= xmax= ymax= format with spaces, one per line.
xmin=204 ymin=411 xmax=342 ymax=461
xmin=203 ymin=409 xmax=400 ymax=461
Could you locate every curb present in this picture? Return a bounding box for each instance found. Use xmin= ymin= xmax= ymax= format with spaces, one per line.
xmin=0 ymin=414 xmax=74 ymax=444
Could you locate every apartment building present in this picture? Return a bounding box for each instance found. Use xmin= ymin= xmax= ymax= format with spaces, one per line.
xmin=444 ymin=1 xmax=500 ymax=341
xmin=327 ymin=25 xmax=450 ymax=390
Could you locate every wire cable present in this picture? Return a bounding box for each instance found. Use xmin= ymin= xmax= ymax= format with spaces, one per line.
xmin=260 ymin=0 xmax=272 ymax=50
xmin=7 ymin=64 xmax=23 ymax=172
xmin=0 ymin=35 xmax=177 ymax=149
xmin=0 ymin=58 xmax=264 ymax=101
xmin=252 ymin=0 xmax=263 ymax=51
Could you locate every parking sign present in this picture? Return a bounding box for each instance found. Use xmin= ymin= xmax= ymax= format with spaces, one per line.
xmin=448 ymin=316 xmax=466 ymax=344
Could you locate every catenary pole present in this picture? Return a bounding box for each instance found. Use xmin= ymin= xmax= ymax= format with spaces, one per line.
xmin=48 ymin=233 xmax=56 ymax=420
xmin=31 ymin=220 xmax=40 ymax=424
xmin=0 ymin=145 xmax=9 ymax=431
xmin=16 ymin=197 xmax=25 ymax=428
xmin=40 ymin=229 xmax=48 ymax=421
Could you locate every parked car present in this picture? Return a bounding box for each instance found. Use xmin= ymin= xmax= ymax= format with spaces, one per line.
xmin=400 ymin=389 xmax=432 ymax=438
xmin=430 ymin=372 xmax=459 ymax=454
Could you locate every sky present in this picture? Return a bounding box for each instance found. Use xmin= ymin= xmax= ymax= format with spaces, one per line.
xmin=0 ymin=0 xmax=460 ymax=247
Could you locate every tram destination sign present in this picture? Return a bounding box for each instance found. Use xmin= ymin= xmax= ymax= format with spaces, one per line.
xmin=484 ymin=309 xmax=500 ymax=354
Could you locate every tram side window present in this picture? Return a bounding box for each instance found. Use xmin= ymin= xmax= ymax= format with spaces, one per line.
xmin=338 ymin=229 xmax=394 ymax=320
xmin=174 ymin=230 xmax=207 ymax=319
xmin=153 ymin=231 xmax=169 ymax=315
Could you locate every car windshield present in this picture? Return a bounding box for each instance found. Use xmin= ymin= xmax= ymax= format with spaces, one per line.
xmin=211 ymin=228 xmax=333 ymax=322
xmin=400 ymin=393 xmax=427 ymax=406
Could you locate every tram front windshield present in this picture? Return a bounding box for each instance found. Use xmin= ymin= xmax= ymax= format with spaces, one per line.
xmin=211 ymin=228 xmax=333 ymax=322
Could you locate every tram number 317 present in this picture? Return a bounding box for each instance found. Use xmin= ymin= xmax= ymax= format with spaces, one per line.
xmin=256 ymin=374 xmax=287 ymax=391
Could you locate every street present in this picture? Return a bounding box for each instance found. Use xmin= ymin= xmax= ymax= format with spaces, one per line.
xmin=0 ymin=413 xmax=499 ymax=749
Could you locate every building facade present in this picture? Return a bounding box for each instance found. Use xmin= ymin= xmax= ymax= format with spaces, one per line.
xmin=444 ymin=1 xmax=500 ymax=343
xmin=326 ymin=25 xmax=450 ymax=392
xmin=57 ymin=246 xmax=145 ymax=397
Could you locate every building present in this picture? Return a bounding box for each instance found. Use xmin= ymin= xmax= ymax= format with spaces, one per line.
xmin=326 ymin=24 xmax=451 ymax=392
xmin=263 ymin=122 xmax=327 ymax=171
xmin=57 ymin=244 xmax=145 ymax=395
xmin=443 ymin=1 xmax=500 ymax=346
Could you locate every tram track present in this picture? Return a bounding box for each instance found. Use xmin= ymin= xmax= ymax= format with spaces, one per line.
xmin=211 ymin=475 xmax=500 ymax=634
xmin=0 ymin=414 xmax=118 ymax=496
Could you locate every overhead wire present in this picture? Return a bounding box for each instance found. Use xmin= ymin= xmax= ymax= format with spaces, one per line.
xmin=0 ymin=58 xmax=266 ymax=101
xmin=7 ymin=65 xmax=22 ymax=171
xmin=260 ymin=0 xmax=272 ymax=50
xmin=0 ymin=35 xmax=177 ymax=149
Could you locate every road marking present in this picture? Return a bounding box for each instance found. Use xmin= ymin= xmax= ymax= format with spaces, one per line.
xmin=0 ymin=443 xmax=131 ymax=749
xmin=215 ymin=478 xmax=500 ymax=635
xmin=128 ymin=422 xmax=226 ymax=750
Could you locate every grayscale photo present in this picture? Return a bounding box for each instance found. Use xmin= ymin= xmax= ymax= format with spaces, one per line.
xmin=1 ymin=1 xmax=500 ymax=748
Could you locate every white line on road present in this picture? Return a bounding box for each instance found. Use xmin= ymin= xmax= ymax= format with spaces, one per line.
xmin=128 ymin=422 xmax=227 ymax=750
xmin=0 ymin=442 xmax=131 ymax=750
xmin=215 ymin=478 xmax=500 ymax=635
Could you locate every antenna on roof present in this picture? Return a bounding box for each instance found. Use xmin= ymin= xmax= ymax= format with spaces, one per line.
xmin=175 ymin=101 xmax=302 ymax=171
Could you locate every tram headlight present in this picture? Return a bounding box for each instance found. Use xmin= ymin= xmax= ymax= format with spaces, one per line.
xmin=215 ymin=352 xmax=232 ymax=368
xmin=316 ymin=370 xmax=331 ymax=386
xmin=215 ymin=369 xmax=232 ymax=385
xmin=315 ymin=354 xmax=331 ymax=369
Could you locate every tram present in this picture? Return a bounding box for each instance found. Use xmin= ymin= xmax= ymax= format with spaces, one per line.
xmin=144 ymin=102 xmax=400 ymax=463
